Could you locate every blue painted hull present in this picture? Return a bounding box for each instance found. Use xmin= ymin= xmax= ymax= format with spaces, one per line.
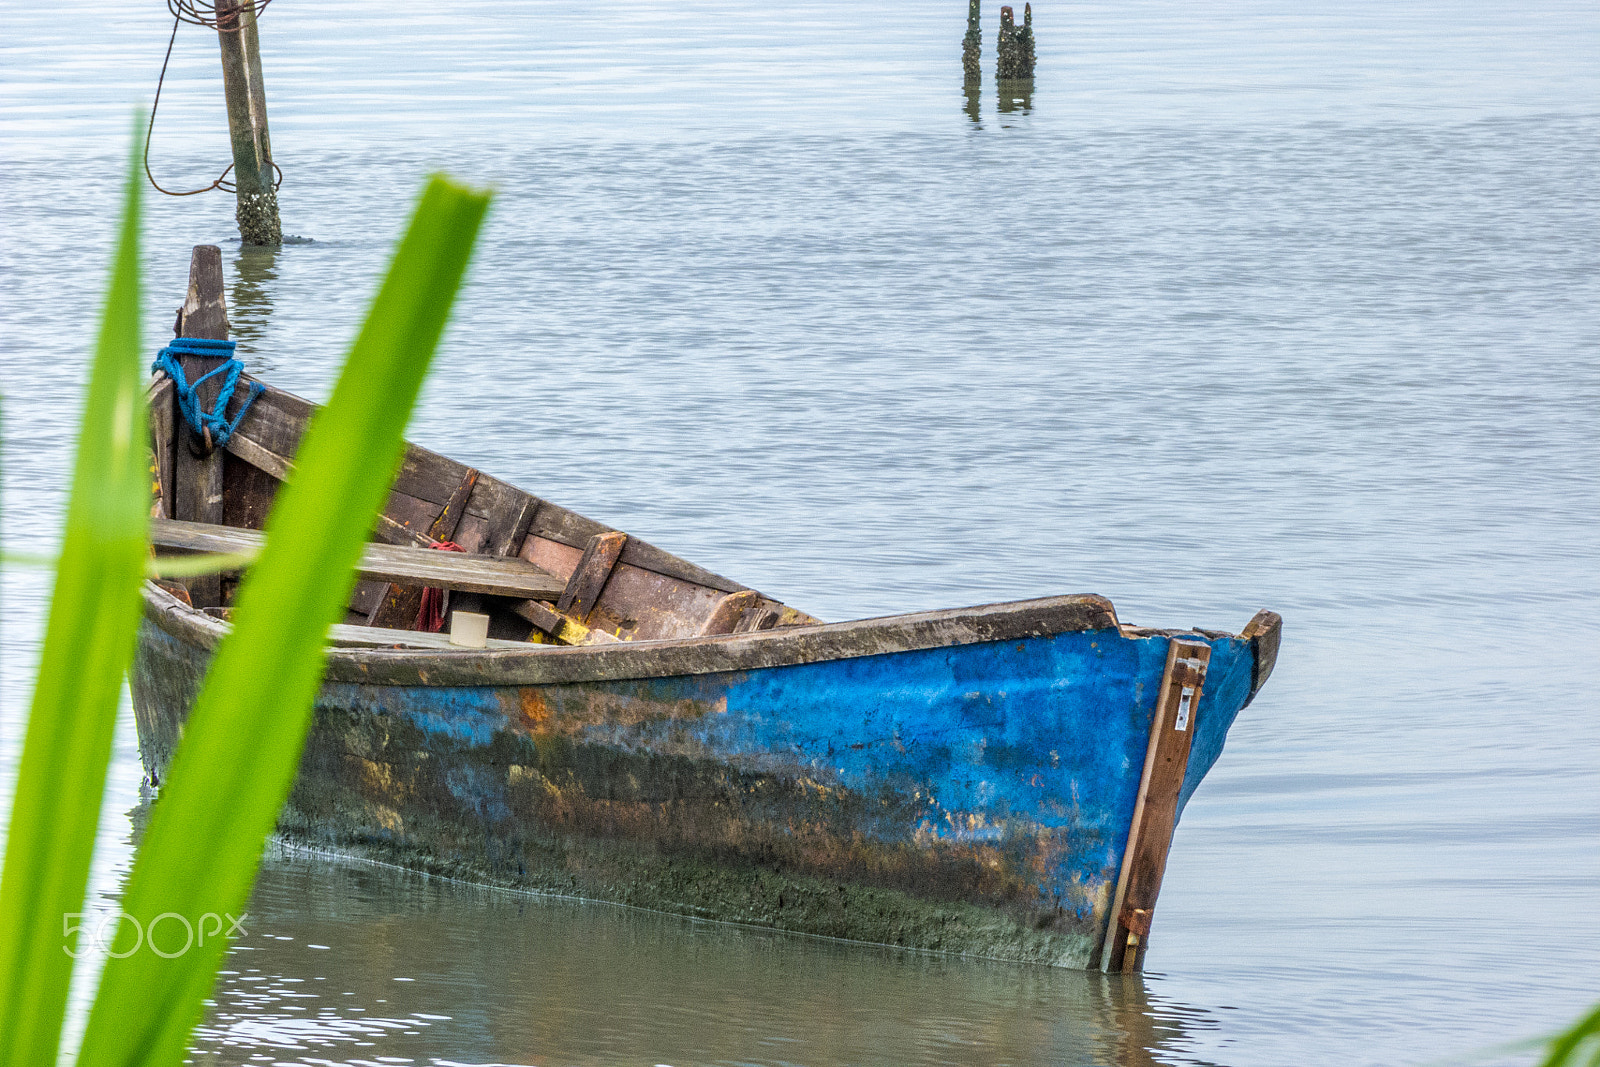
xmin=132 ymin=599 xmax=1262 ymax=968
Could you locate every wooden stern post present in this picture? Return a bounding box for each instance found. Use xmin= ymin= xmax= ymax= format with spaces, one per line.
xmin=1100 ymin=638 xmax=1212 ymax=973
xmin=171 ymin=245 xmax=230 ymax=607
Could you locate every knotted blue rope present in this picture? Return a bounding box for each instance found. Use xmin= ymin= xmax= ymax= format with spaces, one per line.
xmin=151 ymin=337 xmax=264 ymax=449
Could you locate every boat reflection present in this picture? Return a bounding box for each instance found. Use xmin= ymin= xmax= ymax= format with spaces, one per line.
xmin=178 ymin=846 xmax=1222 ymax=1066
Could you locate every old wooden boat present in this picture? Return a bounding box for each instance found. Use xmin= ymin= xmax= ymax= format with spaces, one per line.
xmin=132 ymin=247 xmax=1281 ymax=972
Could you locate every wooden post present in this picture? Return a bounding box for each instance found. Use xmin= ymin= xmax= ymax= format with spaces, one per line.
xmin=216 ymin=0 xmax=281 ymax=246
xmin=1100 ymin=638 xmax=1212 ymax=973
xmin=962 ymin=0 xmax=982 ymax=87
xmin=171 ymin=246 xmax=231 ymax=606
xmin=996 ymin=3 xmax=1035 ymax=81
xmin=1021 ymin=3 xmax=1036 ymax=78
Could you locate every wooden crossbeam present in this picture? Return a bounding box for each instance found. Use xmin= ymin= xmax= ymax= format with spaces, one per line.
xmin=150 ymin=518 xmax=565 ymax=601
xmin=1100 ymin=638 xmax=1212 ymax=974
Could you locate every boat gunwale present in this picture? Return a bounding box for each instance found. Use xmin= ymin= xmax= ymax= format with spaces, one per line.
xmin=137 ymin=582 xmax=1176 ymax=687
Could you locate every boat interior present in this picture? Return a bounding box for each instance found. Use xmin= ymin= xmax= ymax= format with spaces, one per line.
xmin=148 ymin=370 xmax=822 ymax=652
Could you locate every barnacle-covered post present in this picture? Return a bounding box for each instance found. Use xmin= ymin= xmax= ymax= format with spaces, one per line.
xmin=1020 ymin=3 xmax=1037 ymax=77
xmin=216 ymin=0 xmax=281 ymax=246
xmin=995 ymin=5 xmax=1023 ymax=80
xmin=962 ymin=0 xmax=982 ymax=87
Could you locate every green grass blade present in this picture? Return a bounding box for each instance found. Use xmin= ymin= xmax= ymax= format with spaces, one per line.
xmin=1542 ymin=1003 xmax=1600 ymax=1067
xmin=1 ymin=552 xmax=262 ymax=577
xmin=0 ymin=121 xmax=146 ymax=1067
xmin=145 ymin=552 xmax=258 ymax=578
xmin=76 ymin=174 xmax=490 ymax=1067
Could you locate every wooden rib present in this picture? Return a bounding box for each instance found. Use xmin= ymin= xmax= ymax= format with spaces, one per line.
xmin=147 ymin=376 xmax=175 ymax=519
xmin=698 ymin=590 xmax=761 ymax=636
xmin=510 ymin=599 xmax=621 ymax=646
xmin=228 ymin=381 xmax=748 ymax=593
xmin=368 ymin=469 xmax=480 ymax=628
xmin=480 ymin=490 xmax=538 ymax=559
xmin=151 ymin=518 xmax=565 ymax=600
xmin=171 ymin=245 xmax=229 ymax=606
xmin=372 ymin=513 xmax=436 ymax=549
xmin=1100 ymin=638 xmax=1211 ymax=974
xmin=556 ymin=531 xmax=627 ymax=622
xmin=734 ymin=601 xmax=783 ymax=633
xmin=532 ymin=506 xmax=748 ymax=594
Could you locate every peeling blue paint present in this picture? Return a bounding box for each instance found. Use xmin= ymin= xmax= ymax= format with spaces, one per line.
xmin=133 ymin=616 xmax=1257 ymax=965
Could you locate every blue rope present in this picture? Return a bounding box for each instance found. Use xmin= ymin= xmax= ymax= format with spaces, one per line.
xmin=151 ymin=337 xmax=264 ymax=448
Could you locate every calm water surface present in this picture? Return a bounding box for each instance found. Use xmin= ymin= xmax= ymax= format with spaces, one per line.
xmin=2 ymin=1 xmax=1598 ymax=1064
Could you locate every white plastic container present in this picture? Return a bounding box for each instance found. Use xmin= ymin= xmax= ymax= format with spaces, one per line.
xmin=448 ymin=611 xmax=490 ymax=648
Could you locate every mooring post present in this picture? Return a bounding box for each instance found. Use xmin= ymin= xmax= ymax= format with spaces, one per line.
xmin=995 ymin=5 xmax=1023 ymax=81
xmin=172 ymin=245 xmax=231 ymax=606
xmin=215 ymin=0 xmax=281 ymax=246
xmin=1020 ymin=3 xmax=1036 ymax=78
xmin=962 ymin=0 xmax=982 ymax=87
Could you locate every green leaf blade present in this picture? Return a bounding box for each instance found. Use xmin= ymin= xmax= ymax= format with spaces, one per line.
xmin=77 ymin=175 xmax=491 ymax=1067
xmin=0 ymin=120 xmax=147 ymax=1067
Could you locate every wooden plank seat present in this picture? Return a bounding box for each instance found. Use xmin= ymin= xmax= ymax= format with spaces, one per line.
xmin=326 ymin=623 xmax=531 ymax=651
xmin=149 ymin=517 xmax=566 ymax=601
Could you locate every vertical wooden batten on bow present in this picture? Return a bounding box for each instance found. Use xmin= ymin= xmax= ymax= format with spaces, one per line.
xmin=1101 ymin=638 xmax=1212 ymax=973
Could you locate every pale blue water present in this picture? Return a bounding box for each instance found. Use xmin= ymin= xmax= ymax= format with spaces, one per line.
xmin=2 ymin=1 xmax=1598 ymax=1064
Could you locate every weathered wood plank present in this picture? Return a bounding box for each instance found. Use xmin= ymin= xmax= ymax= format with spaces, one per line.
xmin=584 ymin=560 xmax=734 ymax=640
xmin=520 ymin=535 xmax=583 ymax=582
xmin=1100 ymin=638 xmax=1211 ymax=974
xmin=347 ymin=580 xmax=389 ymax=619
xmin=326 ymin=622 xmax=529 ymax=651
xmin=223 ymin=429 xmax=293 ymax=481
xmin=228 ymin=383 xmax=312 ymax=462
xmin=380 ymin=490 xmax=444 ymax=546
xmin=557 ymin=531 xmax=627 ymax=622
xmin=151 ymin=518 xmax=566 ymax=600
xmin=171 ymin=245 xmax=229 ymax=606
xmin=734 ymin=600 xmax=784 ymax=633
xmin=476 ymin=483 xmax=538 ymax=559
xmin=391 ymin=445 xmax=483 ymax=515
xmin=371 ymin=514 xmax=433 ymax=549
xmin=530 ymin=505 xmax=748 ymax=595
xmin=369 ymin=468 xmax=480 ymax=629
xmin=221 ymin=452 xmax=278 ymax=531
